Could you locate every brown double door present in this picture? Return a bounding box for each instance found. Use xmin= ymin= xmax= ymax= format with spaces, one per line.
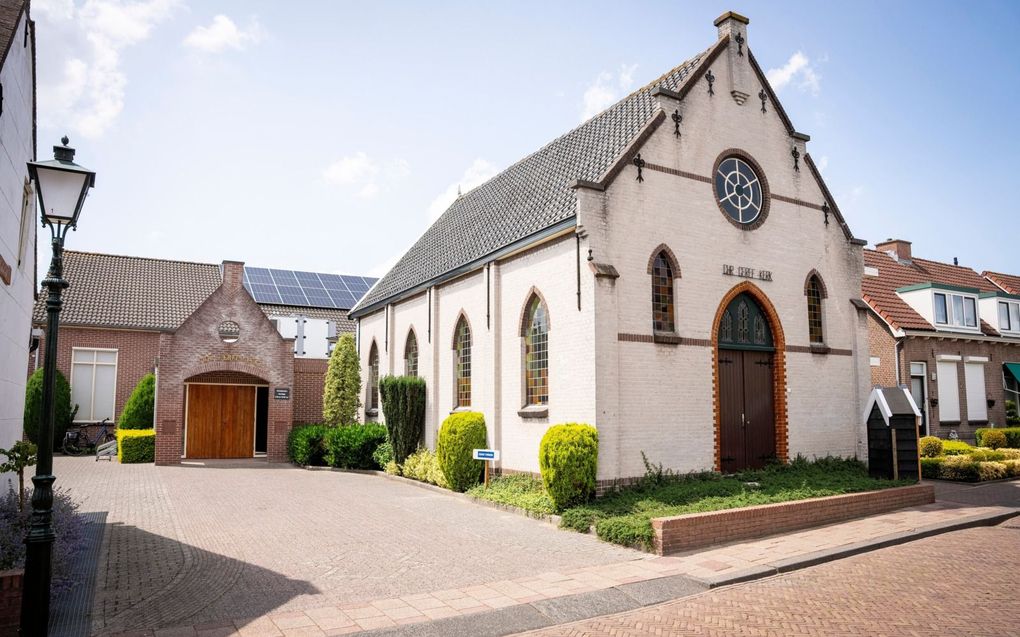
xmin=186 ymin=384 xmax=256 ymax=458
xmin=718 ymin=349 xmax=776 ymax=473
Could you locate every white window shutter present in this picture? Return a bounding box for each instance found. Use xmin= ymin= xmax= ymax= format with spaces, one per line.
xmin=964 ymin=362 xmax=987 ymax=422
xmin=936 ymin=360 xmax=960 ymax=422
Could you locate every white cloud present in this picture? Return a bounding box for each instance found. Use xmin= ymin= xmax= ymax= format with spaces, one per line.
xmin=183 ymin=15 xmax=265 ymax=53
xmin=322 ymin=152 xmax=409 ymax=199
xmin=766 ymin=51 xmax=821 ymax=96
xmin=580 ymin=63 xmax=638 ymax=121
xmin=816 ymin=156 xmax=829 ymax=173
xmin=36 ymin=0 xmax=183 ymax=138
xmin=428 ymin=159 xmax=499 ymax=221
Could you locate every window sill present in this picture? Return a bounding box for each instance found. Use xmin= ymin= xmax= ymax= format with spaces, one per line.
xmin=966 ymin=420 xmax=988 ymax=427
xmin=449 ymin=406 xmax=473 ymax=414
xmin=518 ymin=406 xmax=548 ymax=419
xmin=653 ymin=331 xmax=682 ymax=345
xmin=809 ymin=344 xmax=830 ymax=355
xmin=365 ymin=408 xmax=379 ymax=418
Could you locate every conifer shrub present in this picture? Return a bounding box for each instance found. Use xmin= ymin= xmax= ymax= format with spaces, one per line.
xmin=323 ymin=333 xmax=361 ymax=426
xmin=287 ymin=424 xmax=331 ymax=466
xmin=1006 ymin=400 xmax=1019 ymax=426
xmin=918 ymin=436 xmax=943 ymax=458
xmin=379 ymin=375 xmax=426 ymax=464
xmin=975 ymin=427 xmax=1020 ymax=449
xmin=118 ymin=373 xmax=155 ymax=429
xmin=323 ymin=423 xmax=387 ymax=469
xmin=24 ymin=368 xmax=76 ymax=447
xmin=539 ymin=423 xmax=599 ymax=511
xmin=437 ymin=412 xmax=487 ymax=492
xmin=117 ymin=429 xmax=155 ymax=463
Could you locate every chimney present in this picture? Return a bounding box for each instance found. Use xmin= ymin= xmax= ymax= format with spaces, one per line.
xmin=875 ymin=238 xmax=912 ymax=264
xmin=221 ymin=260 xmax=245 ymax=290
xmin=714 ymin=11 xmax=752 ymax=105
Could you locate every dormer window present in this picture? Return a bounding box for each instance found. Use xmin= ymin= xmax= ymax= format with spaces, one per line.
xmin=933 ymin=292 xmax=976 ymax=328
xmin=999 ymin=300 xmax=1020 ymax=333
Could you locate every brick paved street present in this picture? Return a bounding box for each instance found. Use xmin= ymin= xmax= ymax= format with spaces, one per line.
xmin=517 ymin=518 xmax=1020 ymax=637
xmin=52 ymin=457 xmax=638 ymax=634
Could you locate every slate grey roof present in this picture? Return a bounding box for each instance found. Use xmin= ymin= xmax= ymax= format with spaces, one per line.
xmin=352 ymin=43 xmax=718 ymax=316
xmin=0 ymin=0 xmax=26 ymax=69
xmin=34 ymin=251 xmax=365 ymax=332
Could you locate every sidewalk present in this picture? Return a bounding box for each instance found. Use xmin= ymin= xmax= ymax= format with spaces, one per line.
xmin=121 ymin=495 xmax=1017 ymax=636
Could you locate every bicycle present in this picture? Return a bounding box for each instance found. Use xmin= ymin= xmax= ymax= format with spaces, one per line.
xmin=62 ymin=418 xmax=115 ymax=456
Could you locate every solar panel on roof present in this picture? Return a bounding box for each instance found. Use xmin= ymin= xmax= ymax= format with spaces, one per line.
xmin=243 ymin=267 xmax=374 ymax=310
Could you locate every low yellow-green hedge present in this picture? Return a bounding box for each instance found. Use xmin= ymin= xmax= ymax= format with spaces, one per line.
xmin=116 ymin=428 xmax=155 ymax=463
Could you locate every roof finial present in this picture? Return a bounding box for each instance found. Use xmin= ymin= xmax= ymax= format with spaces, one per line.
xmin=457 ymin=185 xmax=462 ymax=197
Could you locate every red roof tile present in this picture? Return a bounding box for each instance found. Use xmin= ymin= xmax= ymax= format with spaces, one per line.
xmin=984 ymin=271 xmax=1020 ymax=296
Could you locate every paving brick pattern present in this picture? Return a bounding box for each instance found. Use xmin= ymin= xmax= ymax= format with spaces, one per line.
xmin=520 ymin=522 xmax=1020 ymax=636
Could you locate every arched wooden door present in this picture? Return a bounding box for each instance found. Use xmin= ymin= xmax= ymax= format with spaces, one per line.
xmin=717 ymin=293 xmax=776 ymax=472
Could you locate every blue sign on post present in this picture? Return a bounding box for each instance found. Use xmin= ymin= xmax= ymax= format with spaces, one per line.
xmin=472 ymin=449 xmax=499 ymax=461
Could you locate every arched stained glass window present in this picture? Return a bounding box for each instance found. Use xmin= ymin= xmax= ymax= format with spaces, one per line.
xmin=454 ymin=316 xmax=472 ymax=407
xmin=652 ymin=252 xmax=676 ymax=332
xmin=523 ymin=295 xmax=549 ymax=406
xmin=806 ymin=276 xmax=824 ymax=344
xmin=719 ymin=294 xmax=773 ymax=351
xmin=368 ymin=342 xmax=380 ymax=411
xmin=405 ymin=330 xmax=418 ymax=377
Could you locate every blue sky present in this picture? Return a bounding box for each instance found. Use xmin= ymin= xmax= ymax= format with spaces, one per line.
xmin=31 ymin=0 xmax=1020 ymax=279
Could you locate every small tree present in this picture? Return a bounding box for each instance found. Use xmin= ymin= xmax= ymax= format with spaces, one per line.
xmin=119 ymin=373 xmax=156 ymax=429
xmin=0 ymin=440 xmax=38 ymax=511
xmin=380 ymin=375 xmax=427 ymax=464
xmin=24 ymin=368 xmax=77 ymax=447
xmin=1006 ymin=400 xmax=1019 ymax=426
xmin=323 ymin=333 xmax=361 ymax=426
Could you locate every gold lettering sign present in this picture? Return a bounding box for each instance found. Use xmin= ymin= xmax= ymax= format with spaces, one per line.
xmin=198 ymin=353 xmax=265 ymax=368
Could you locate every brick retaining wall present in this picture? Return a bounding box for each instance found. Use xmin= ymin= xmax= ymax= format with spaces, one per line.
xmin=652 ymin=484 xmax=935 ymax=555
xmin=0 ymin=570 xmax=22 ymax=636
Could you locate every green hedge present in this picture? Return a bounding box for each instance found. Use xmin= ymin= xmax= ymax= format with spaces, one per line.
xmin=975 ymin=427 xmax=1020 ymax=449
xmin=24 ymin=368 xmax=76 ymax=447
xmin=539 ymin=423 xmax=598 ymax=511
xmin=942 ymin=440 xmax=974 ymax=456
xmin=323 ymin=423 xmax=388 ymax=470
xmin=117 ymin=429 xmax=155 ymax=463
xmin=401 ymin=447 xmax=447 ymax=487
xmin=287 ymin=424 xmax=330 ymax=466
xmin=918 ymin=436 xmax=943 ymax=458
xmin=118 ymin=374 xmax=155 ymax=429
xmin=379 ymin=375 xmax=426 ymax=465
xmin=437 ymin=412 xmax=487 ymax=492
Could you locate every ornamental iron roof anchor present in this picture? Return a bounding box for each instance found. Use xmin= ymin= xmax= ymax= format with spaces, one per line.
xmin=791 ymin=146 xmax=800 ymax=171
xmin=706 ymin=69 xmax=715 ymax=95
xmin=671 ymin=109 xmax=682 ymax=138
xmin=822 ymin=201 xmax=830 ymax=226
xmin=633 ymin=153 xmax=646 ymax=182
xmin=758 ymin=89 xmax=768 ymax=113
xmin=735 ymin=32 xmax=744 ymax=56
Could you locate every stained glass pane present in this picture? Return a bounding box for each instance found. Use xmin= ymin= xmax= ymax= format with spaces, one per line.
xmin=651 ymin=253 xmax=675 ymax=333
xmin=807 ymin=277 xmax=824 ymax=344
xmin=405 ymin=331 xmax=418 ymax=377
xmin=524 ymin=296 xmax=549 ymax=406
xmin=455 ymin=318 xmax=472 ymax=407
xmin=368 ymin=345 xmax=380 ymax=411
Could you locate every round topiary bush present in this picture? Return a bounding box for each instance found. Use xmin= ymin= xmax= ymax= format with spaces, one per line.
xmin=437 ymin=411 xmax=487 ymax=492
xmin=119 ymin=373 xmax=155 ymax=429
xmin=539 ymin=423 xmax=598 ymax=511
xmin=24 ymin=368 xmax=76 ymax=448
xmin=981 ymin=429 xmax=1007 ymax=450
xmin=919 ymin=436 xmax=944 ymax=458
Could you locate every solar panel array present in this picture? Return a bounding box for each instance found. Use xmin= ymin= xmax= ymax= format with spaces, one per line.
xmin=243 ymin=267 xmax=377 ymax=309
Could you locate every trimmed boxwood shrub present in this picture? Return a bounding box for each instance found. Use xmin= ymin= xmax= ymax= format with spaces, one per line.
xmin=118 ymin=373 xmax=155 ymax=429
xmin=939 ymin=455 xmax=980 ymax=481
xmin=117 ymin=429 xmax=155 ymax=463
xmin=24 ymin=368 xmax=76 ymax=447
xmin=975 ymin=427 xmax=1020 ymax=449
xmin=920 ymin=457 xmax=943 ymax=479
xmin=402 ymin=447 xmax=448 ymax=487
xmin=437 ymin=412 xmax=487 ymax=492
xmin=287 ymin=424 xmax=330 ymax=466
xmin=539 ymin=423 xmax=598 ymax=511
xmin=979 ymin=429 xmax=1007 ymax=450
xmin=941 ymin=440 xmax=974 ymax=456
xmin=323 ymin=423 xmax=387 ymax=470
xmin=918 ymin=436 xmax=943 ymax=458
xmin=379 ymin=375 xmax=426 ymax=465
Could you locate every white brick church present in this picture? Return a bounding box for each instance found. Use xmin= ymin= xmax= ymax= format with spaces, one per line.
xmin=350 ymin=12 xmax=871 ymax=482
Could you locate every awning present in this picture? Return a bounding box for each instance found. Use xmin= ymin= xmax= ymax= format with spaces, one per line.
xmin=1004 ymin=362 xmax=1020 ymax=384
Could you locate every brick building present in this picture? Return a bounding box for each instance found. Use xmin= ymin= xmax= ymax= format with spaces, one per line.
xmin=31 ymin=251 xmax=375 ymax=463
xmin=863 ymin=239 xmax=1020 ymax=441
xmin=351 ymin=12 xmax=873 ymax=483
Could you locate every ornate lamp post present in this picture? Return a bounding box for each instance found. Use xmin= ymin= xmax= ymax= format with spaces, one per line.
xmin=21 ymin=137 xmax=95 ymax=636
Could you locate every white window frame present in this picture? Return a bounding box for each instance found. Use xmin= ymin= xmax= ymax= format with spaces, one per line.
xmin=998 ymin=299 xmax=1020 ymax=335
xmin=70 ymin=347 xmax=119 ymax=423
xmin=932 ymin=290 xmax=979 ymax=330
xmin=935 ymin=357 xmax=961 ymax=423
xmin=964 ymin=358 xmax=988 ymax=422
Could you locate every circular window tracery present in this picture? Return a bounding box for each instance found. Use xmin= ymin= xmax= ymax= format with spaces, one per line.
xmin=715 ymin=156 xmax=764 ymax=224
xmin=218 ymin=320 xmax=240 ymax=344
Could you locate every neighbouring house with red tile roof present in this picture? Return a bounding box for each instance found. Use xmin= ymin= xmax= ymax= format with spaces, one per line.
xmin=863 ymin=239 xmax=1020 ymax=440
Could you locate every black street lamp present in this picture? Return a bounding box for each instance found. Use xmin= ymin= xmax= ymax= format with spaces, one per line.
xmin=21 ymin=137 xmax=95 ymax=636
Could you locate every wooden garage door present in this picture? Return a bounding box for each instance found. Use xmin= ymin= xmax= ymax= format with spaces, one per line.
xmin=186 ymin=385 xmax=256 ymax=458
